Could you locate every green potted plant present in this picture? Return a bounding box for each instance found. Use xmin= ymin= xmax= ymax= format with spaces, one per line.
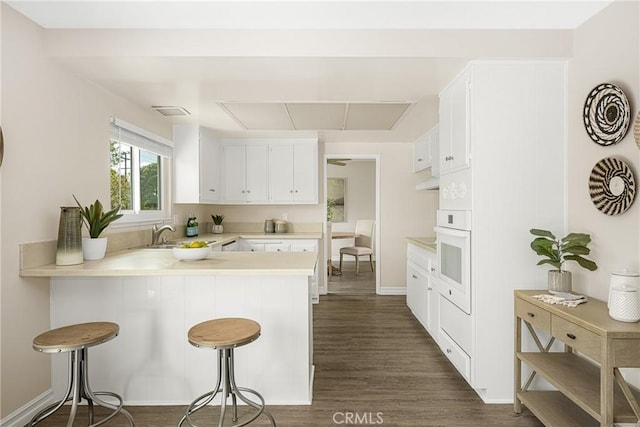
xmin=211 ymin=214 xmax=225 ymax=234
xmin=74 ymin=195 xmax=123 ymax=260
xmin=530 ymin=228 xmax=597 ymax=293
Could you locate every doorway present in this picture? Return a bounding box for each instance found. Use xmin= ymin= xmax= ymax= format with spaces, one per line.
xmin=323 ymin=154 xmax=380 ymax=295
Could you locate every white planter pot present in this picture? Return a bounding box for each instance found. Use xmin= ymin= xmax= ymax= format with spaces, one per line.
xmin=82 ymin=237 xmax=108 ymax=260
xmin=212 ymin=224 xmax=224 ymax=234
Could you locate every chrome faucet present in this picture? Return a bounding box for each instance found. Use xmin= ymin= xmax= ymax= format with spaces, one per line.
xmin=151 ymin=224 xmax=175 ymax=246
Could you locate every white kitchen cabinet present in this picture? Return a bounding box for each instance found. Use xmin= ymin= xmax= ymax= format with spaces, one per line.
xmin=413 ymin=134 xmax=431 ymax=172
xmin=436 ymin=61 xmax=567 ymax=403
xmin=173 ymin=125 xmax=221 ymax=203
xmin=222 ymin=142 xmax=269 ymax=203
xmin=439 ymin=68 xmax=471 ymax=175
xmin=407 ymin=262 xmax=428 ymax=328
xmin=269 ymin=141 xmax=318 ymax=204
xmin=413 ymin=125 xmax=439 ymax=175
xmin=199 ymin=129 xmax=221 ymax=202
xmin=406 ymin=241 xmax=439 ymax=338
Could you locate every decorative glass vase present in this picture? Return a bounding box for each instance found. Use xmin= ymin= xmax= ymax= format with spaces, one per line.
xmin=56 ymin=206 xmax=83 ymax=266
xmin=548 ymin=270 xmax=572 ymax=293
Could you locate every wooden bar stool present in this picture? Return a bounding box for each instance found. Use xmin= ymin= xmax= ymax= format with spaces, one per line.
xmin=28 ymin=322 xmax=135 ymax=427
xmin=179 ymin=318 xmax=276 ymax=427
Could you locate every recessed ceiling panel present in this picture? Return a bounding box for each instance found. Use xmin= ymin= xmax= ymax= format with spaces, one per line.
xmin=286 ymin=103 xmax=346 ymax=130
xmin=220 ymin=103 xmax=292 ymax=130
xmin=345 ymin=103 xmax=412 ymax=130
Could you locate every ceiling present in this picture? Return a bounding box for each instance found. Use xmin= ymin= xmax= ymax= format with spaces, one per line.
xmin=6 ymin=1 xmax=613 ymax=143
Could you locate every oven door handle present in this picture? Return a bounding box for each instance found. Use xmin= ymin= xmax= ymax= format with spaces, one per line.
xmin=434 ymin=226 xmax=471 ymax=238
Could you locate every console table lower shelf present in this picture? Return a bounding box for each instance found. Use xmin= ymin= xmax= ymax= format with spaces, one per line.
xmin=514 ymin=290 xmax=640 ymax=427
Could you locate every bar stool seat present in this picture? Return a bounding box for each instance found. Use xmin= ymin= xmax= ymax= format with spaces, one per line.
xmin=29 ymin=322 xmax=135 ymax=427
xmin=179 ymin=318 xmax=276 ymax=427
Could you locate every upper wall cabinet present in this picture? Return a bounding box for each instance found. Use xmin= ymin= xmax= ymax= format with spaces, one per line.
xmin=439 ymin=69 xmax=471 ymax=175
xmin=221 ymin=139 xmax=318 ymax=205
xmin=269 ymin=141 xmax=318 ymax=204
xmin=173 ymin=125 xmax=221 ymax=204
xmin=222 ymin=142 xmax=269 ymax=203
xmin=175 ymin=129 xmax=319 ymax=205
xmin=413 ymin=124 xmax=440 ymax=175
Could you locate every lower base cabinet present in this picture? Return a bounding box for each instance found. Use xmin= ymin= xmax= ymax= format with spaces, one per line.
xmin=406 ymin=242 xmax=439 ymax=338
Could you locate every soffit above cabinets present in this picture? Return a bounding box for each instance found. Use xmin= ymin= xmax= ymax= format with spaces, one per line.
xmin=218 ymin=102 xmax=413 ymax=131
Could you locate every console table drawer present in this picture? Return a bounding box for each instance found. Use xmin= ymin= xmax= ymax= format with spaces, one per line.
xmin=552 ymin=316 xmax=601 ymax=361
xmin=516 ymin=298 xmax=551 ymax=332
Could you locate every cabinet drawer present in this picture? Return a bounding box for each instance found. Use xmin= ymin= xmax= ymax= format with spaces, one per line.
xmin=438 ymin=329 xmax=471 ymax=382
xmin=551 ymin=316 xmax=601 ymax=361
xmin=516 ymin=298 xmax=551 ymax=332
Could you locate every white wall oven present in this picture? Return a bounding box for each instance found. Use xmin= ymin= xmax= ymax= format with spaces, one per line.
xmin=435 ymin=210 xmax=471 ymax=314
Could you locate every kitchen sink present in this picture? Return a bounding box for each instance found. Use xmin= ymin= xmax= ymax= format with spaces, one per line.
xmin=131 ymin=240 xmax=217 ymax=250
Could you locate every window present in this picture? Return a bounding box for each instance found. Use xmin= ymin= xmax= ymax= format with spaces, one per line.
xmin=110 ymin=118 xmax=173 ymax=224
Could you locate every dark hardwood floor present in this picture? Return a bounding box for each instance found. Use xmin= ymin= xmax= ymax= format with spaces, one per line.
xmin=327 ymin=260 xmax=376 ymax=294
xmin=35 ymin=294 xmax=542 ymax=426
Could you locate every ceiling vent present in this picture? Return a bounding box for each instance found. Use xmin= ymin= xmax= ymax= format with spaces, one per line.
xmin=218 ymin=102 xmax=413 ymax=131
xmin=151 ymin=106 xmax=191 ymax=116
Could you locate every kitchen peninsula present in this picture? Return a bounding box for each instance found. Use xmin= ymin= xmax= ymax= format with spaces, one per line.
xmin=20 ymin=237 xmax=318 ymax=406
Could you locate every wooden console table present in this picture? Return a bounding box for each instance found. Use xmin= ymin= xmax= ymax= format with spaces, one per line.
xmin=514 ymin=290 xmax=640 ymax=426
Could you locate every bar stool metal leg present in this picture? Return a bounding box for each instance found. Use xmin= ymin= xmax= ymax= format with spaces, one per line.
xmin=28 ymin=348 xmax=135 ymax=427
xmin=178 ymin=347 xmax=276 ymax=427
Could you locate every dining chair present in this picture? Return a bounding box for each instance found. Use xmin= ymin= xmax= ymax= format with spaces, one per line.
xmin=339 ymin=220 xmax=375 ymax=275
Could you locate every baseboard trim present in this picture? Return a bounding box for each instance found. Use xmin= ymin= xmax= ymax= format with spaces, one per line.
xmin=1 ymin=389 xmax=54 ymax=427
xmin=378 ymin=286 xmax=407 ymax=295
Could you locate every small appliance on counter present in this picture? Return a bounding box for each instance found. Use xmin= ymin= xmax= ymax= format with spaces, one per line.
xmin=274 ymin=220 xmax=288 ymax=234
xmin=608 ymin=270 xmax=640 ymax=322
xmin=264 ymin=219 xmax=275 ymax=233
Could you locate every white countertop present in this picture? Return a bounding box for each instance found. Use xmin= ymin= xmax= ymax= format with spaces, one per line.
xmin=20 ymin=250 xmax=318 ymax=277
xmin=406 ymin=236 xmax=437 ymax=253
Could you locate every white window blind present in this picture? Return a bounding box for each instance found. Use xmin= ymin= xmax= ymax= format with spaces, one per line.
xmin=111 ymin=117 xmax=173 ymax=158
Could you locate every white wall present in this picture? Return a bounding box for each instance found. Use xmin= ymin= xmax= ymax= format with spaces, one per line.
xmin=328 ymin=160 xmax=376 ymax=259
xmin=567 ymin=0 xmax=640 ymax=388
xmin=0 ymin=5 xmax=171 ymax=418
xmin=567 ymin=0 xmax=639 ymax=301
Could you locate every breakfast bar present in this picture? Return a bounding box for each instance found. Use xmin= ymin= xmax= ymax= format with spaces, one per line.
xmin=20 ymin=248 xmax=318 ymax=406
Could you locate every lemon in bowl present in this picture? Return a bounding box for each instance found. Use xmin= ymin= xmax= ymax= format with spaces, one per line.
xmin=172 ymin=241 xmax=211 ymax=261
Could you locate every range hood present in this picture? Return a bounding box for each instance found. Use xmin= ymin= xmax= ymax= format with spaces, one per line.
xmin=416 ymin=177 xmax=439 ymax=191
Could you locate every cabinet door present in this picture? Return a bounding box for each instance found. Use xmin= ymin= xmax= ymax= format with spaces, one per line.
xmin=290 ymin=240 xmax=317 ymax=253
xmin=269 ymin=144 xmax=295 ymax=203
xmin=223 ymin=144 xmax=247 ymax=202
xmin=439 ymin=69 xmax=470 ymax=175
xmin=407 ymin=262 xmax=428 ymax=328
xmin=245 ymin=144 xmax=269 ymax=202
xmin=173 ymin=124 xmax=200 ymax=203
xmin=449 ymin=70 xmax=471 ymax=172
xmin=413 ymin=134 xmax=430 ymax=172
xmin=430 ymin=125 xmax=440 ymax=178
xmin=292 ymin=143 xmax=317 ymax=203
xmin=265 ymin=242 xmax=291 ymax=252
xmin=199 ymin=130 xmax=221 ymax=203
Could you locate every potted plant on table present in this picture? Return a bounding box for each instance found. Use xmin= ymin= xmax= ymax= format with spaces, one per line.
xmin=74 ymin=195 xmax=123 ymax=260
xmin=529 ymin=228 xmax=598 ymax=293
xmin=211 ymin=214 xmax=225 ymax=234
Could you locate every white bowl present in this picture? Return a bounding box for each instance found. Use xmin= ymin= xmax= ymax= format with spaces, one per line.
xmin=172 ymin=246 xmax=211 ymax=261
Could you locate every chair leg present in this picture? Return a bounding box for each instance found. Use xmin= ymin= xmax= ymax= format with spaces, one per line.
xmin=355 ymin=257 xmax=360 ymax=275
xmin=339 ymin=253 xmax=343 ymax=273
xmin=369 ymin=255 xmax=374 ymax=272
